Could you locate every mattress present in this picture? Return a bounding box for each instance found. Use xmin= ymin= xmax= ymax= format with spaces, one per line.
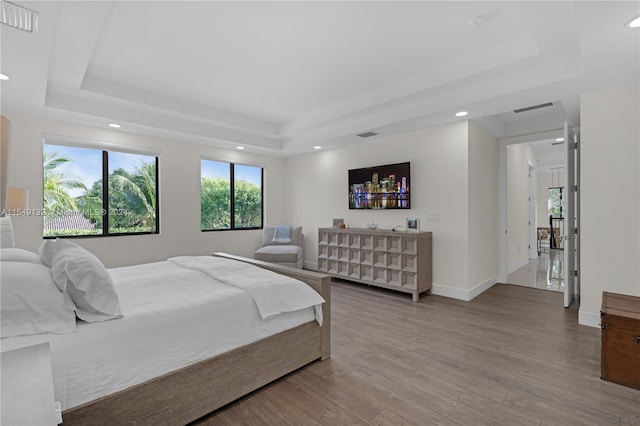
xmin=0 ymin=260 xmax=317 ymax=410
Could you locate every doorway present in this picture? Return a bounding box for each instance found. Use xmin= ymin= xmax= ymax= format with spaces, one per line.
xmin=498 ymin=124 xmax=580 ymax=310
xmin=506 ymin=251 xmax=564 ymax=292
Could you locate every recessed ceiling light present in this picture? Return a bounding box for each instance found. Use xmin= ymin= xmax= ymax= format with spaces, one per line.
xmin=108 ymin=123 xmax=121 ymax=128
xmin=0 ymin=74 xmax=9 ymax=80
xmin=313 ymin=146 xmax=322 ymax=150
xmin=629 ymin=16 xmax=640 ymax=28
xmin=456 ymin=111 xmax=468 ymax=117
xmin=556 ymin=138 xmax=564 ymax=142
xmin=236 ymin=146 xmax=245 ymax=150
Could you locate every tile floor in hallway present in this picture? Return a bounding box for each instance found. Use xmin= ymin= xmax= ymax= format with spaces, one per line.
xmin=507 ymin=249 xmax=565 ymax=292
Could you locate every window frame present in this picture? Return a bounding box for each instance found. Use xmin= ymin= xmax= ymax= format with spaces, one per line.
xmin=200 ymin=159 xmax=264 ymax=232
xmin=548 ymin=186 xmax=564 ymax=219
xmin=43 ymin=137 xmax=160 ymax=239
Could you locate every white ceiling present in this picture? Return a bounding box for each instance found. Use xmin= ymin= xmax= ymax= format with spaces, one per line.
xmin=1 ymin=1 xmax=638 ymax=159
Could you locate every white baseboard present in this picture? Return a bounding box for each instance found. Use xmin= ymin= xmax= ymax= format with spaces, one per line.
xmin=432 ymin=283 xmax=469 ymax=300
xmin=508 ymin=258 xmax=530 ymax=275
xmin=308 ymin=260 xmax=497 ymax=303
xmin=468 ymin=275 xmax=498 ymax=300
xmin=578 ymin=309 xmax=600 ymax=328
xmin=432 ymin=275 xmax=497 ymax=302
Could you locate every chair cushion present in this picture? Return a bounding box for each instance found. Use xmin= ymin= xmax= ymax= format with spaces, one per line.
xmin=255 ymin=245 xmax=303 ymax=263
xmin=262 ymin=226 xmax=303 ymax=247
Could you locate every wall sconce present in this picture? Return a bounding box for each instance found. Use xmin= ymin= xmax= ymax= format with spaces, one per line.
xmin=5 ymin=187 xmax=29 ymax=214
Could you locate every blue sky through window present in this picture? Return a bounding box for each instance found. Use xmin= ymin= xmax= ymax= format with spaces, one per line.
xmin=201 ymin=160 xmax=261 ymax=186
xmin=109 ymin=151 xmax=154 ymax=174
xmin=45 ymin=145 xmax=156 ymax=198
xmin=235 ymin=164 xmax=262 ymax=187
xmin=44 ymin=144 xmax=101 ymax=198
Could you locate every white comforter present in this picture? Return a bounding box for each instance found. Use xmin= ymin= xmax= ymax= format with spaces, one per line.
xmin=1 ymin=257 xmax=324 ymax=410
xmin=169 ymin=256 xmax=324 ymax=324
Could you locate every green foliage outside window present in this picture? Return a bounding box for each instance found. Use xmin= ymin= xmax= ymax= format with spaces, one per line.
xmin=548 ymin=187 xmax=564 ymax=218
xmin=108 ymin=161 xmax=157 ymax=233
xmin=234 ymin=179 xmax=263 ymax=228
xmin=43 ymin=146 xmax=158 ymax=237
xmin=201 ymin=160 xmax=262 ymax=231
xmin=201 ymin=177 xmax=231 ymax=230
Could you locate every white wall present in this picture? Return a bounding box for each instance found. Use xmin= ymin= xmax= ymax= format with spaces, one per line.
xmin=537 ymin=171 xmax=551 ymax=228
xmin=468 ymin=121 xmax=499 ymax=297
xmin=4 ymin=113 xmax=288 ymax=267
xmin=287 ymin=121 xmax=498 ymax=299
xmin=580 ymin=84 xmax=640 ymax=326
xmin=507 ymin=143 xmax=537 ymax=272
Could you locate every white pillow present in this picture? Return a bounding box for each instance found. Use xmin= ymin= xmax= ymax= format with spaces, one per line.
xmin=262 ymin=226 xmax=303 ymax=247
xmin=50 ymin=239 xmax=122 ymax=322
xmin=0 ymin=216 xmax=15 ymax=248
xmin=38 ymin=239 xmax=58 ymax=267
xmin=0 ymin=248 xmax=43 ymax=264
xmin=1 ymin=262 xmax=77 ymax=338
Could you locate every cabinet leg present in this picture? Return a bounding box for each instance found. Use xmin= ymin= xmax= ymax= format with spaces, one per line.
xmin=413 ymin=292 xmax=419 ymax=302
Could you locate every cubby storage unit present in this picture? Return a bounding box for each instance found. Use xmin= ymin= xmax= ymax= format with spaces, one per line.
xmin=318 ymin=228 xmax=432 ymax=301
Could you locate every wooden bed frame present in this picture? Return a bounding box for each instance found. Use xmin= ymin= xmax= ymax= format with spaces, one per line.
xmin=61 ymin=253 xmax=331 ymax=425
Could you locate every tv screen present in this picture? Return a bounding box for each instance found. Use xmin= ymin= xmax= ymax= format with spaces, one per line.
xmin=349 ymin=162 xmax=410 ymax=209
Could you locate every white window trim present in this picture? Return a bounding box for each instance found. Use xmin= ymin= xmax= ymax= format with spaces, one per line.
xmin=200 ymin=155 xmax=264 ymax=169
xmin=43 ymin=133 xmax=160 ymax=157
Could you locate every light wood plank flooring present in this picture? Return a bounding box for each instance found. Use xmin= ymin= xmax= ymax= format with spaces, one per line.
xmin=193 ymin=281 xmax=640 ymax=425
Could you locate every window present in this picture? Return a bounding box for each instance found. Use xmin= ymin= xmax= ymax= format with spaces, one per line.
xmin=43 ymin=143 xmax=158 ymax=237
xmin=201 ymin=159 xmax=263 ymax=231
xmin=548 ymin=187 xmax=564 ymax=219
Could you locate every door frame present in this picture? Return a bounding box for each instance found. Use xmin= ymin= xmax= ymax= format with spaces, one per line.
xmin=528 ymin=162 xmax=538 ymax=260
xmin=563 ymin=121 xmax=579 ymax=308
xmin=498 ymin=129 xmax=564 ymax=283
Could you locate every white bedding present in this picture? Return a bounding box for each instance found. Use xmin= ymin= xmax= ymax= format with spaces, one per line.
xmin=169 ymin=256 xmax=324 ymax=324
xmin=0 ymin=258 xmax=322 ymax=410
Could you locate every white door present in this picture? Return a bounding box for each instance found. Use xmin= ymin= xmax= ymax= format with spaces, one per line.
xmin=563 ymin=122 xmax=579 ymax=308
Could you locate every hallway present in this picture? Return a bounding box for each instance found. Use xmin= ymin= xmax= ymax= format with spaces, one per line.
xmin=507 ymin=250 xmax=565 ymax=293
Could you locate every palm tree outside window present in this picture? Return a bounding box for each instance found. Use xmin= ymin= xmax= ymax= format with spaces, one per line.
xmin=43 ymin=143 xmax=159 ymax=237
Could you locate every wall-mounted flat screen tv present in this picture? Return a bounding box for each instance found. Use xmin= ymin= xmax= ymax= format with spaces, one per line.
xmin=349 ymin=162 xmax=410 ymax=209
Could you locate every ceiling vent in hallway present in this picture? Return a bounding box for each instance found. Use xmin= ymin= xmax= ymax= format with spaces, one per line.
xmin=357 ymin=131 xmax=379 ymax=138
xmin=1 ymin=0 xmax=38 ymax=32
xmin=513 ymin=102 xmax=554 ymax=114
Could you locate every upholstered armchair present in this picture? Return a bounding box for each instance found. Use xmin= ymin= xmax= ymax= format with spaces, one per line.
xmin=254 ymin=225 xmax=304 ymax=269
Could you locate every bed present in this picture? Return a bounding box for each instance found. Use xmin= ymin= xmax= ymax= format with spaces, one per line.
xmin=0 ymin=237 xmax=331 ymax=425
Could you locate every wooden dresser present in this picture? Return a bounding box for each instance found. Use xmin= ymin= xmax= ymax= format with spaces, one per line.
xmin=317 ymin=227 xmax=432 ymax=301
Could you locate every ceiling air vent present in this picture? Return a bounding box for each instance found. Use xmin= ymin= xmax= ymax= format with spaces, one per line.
xmin=1 ymin=0 xmax=38 ymax=32
xmin=513 ymin=102 xmax=553 ymax=114
xmin=357 ymin=131 xmax=378 ymax=138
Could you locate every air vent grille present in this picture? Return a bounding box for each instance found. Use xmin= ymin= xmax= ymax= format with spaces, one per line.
xmin=1 ymin=0 xmax=38 ymax=32
xmin=514 ymin=102 xmax=553 ymax=114
xmin=357 ymin=131 xmax=378 ymax=138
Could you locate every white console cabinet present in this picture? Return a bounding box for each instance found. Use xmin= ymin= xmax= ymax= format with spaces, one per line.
xmin=318 ymin=228 xmax=432 ymax=301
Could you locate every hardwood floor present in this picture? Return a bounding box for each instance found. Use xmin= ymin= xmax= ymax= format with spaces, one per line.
xmin=193 ymin=281 xmax=640 ymax=425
